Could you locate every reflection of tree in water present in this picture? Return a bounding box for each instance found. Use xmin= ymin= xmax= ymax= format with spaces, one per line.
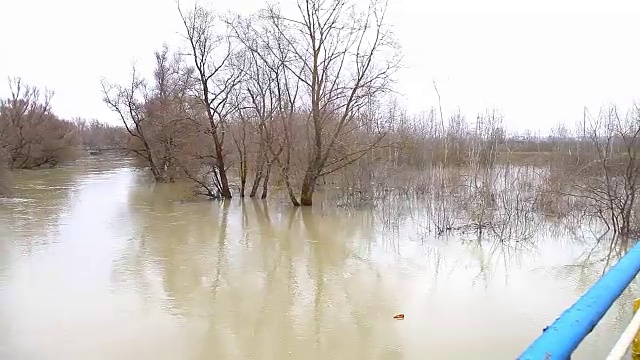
xmin=109 ymin=164 xmax=640 ymax=359
xmin=460 ymin=237 xmax=532 ymax=289
xmin=543 ymin=234 xmax=640 ymax=355
xmin=113 ymin=180 xmax=227 ymax=316
xmin=116 ymin=192 xmax=402 ymax=360
xmin=560 ymin=233 xmax=635 ymax=293
xmin=366 ymin=190 xmax=544 ymax=288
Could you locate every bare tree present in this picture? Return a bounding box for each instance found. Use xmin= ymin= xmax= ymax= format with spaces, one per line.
xmin=102 ymin=44 xmax=194 ymax=182
xmin=146 ymin=44 xmax=196 ymax=182
xmin=0 ymin=77 xmax=79 ymax=169
xmin=178 ymin=3 xmax=245 ymax=199
xmin=265 ymin=0 xmax=401 ymax=206
xmin=239 ymin=40 xmax=275 ymax=199
xmin=231 ymin=11 xmax=303 ymax=204
xmin=101 ymin=67 xmax=167 ymax=181
xmin=556 ymin=104 xmax=640 ymax=237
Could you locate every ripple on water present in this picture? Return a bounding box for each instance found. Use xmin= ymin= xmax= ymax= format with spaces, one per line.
xmin=0 ymin=197 xmax=34 ymax=204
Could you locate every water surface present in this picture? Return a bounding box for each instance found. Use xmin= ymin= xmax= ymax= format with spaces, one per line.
xmin=0 ymin=154 xmax=637 ymax=359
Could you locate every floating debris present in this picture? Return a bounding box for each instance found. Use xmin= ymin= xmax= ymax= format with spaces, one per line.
xmin=393 ymin=313 xmax=404 ymax=320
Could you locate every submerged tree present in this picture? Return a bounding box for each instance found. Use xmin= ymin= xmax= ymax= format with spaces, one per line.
xmin=263 ymin=0 xmax=401 ymax=206
xmin=146 ymin=44 xmax=197 ymax=182
xmin=179 ymin=4 xmax=245 ymax=199
xmin=102 ymin=67 xmax=166 ymax=181
xmin=229 ymin=10 xmax=302 ymax=203
xmin=558 ymin=104 xmax=640 ymax=237
xmin=101 ymin=45 xmax=194 ymax=182
xmin=0 ymin=77 xmax=79 ymax=169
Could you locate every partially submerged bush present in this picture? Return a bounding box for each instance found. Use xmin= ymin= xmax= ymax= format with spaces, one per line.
xmin=0 ymin=77 xmax=80 ymax=169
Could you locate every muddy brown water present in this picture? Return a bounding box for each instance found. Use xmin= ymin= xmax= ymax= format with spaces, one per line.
xmin=0 ymin=154 xmax=637 ymax=359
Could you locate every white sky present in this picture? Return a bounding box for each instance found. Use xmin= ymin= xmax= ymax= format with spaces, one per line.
xmin=2 ymin=0 xmax=640 ymax=133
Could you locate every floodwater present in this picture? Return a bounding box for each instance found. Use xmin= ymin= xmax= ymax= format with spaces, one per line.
xmin=0 ymin=154 xmax=638 ymax=360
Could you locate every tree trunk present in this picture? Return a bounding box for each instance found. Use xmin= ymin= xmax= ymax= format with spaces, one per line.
xmin=300 ymin=169 xmax=316 ymax=206
xmin=140 ymin=138 xmax=165 ymax=183
xmin=287 ymin=181 xmax=300 ymax=206
xmin=149 ymin=158 xmax=166 ymax=183
xmin=214 ymin=138 xmax=232 ymax=198
xmin=250 ymin=143 xmax=266 ymax=198
xmin=249 ymin=173 xmax=262 ymax=198
xmin=261 ymin=164 xmax=271 ymax=199
xmin=218 ymin=165 xmax=232 ymax=198
xmin=239 ymin=151 xmax=248 ymax=197
xmin=250 ymin=157 xmax=264 ymax=198
xmin=281 ymin=167 xmax=299 ymax=206
xmin=239 ymin=156 xmax=246 ymax=198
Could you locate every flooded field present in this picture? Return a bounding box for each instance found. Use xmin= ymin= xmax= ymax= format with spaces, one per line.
xmin=0 ymin=154 xmax=637 ymax=359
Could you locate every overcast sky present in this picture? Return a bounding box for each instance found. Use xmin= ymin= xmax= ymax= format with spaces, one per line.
xmin=2 ymin=0 xmax=640 ymax=133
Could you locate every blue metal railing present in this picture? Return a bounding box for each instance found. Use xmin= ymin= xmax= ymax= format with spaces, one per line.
xmin=518 ymin=240 xmax=640 ymax=359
